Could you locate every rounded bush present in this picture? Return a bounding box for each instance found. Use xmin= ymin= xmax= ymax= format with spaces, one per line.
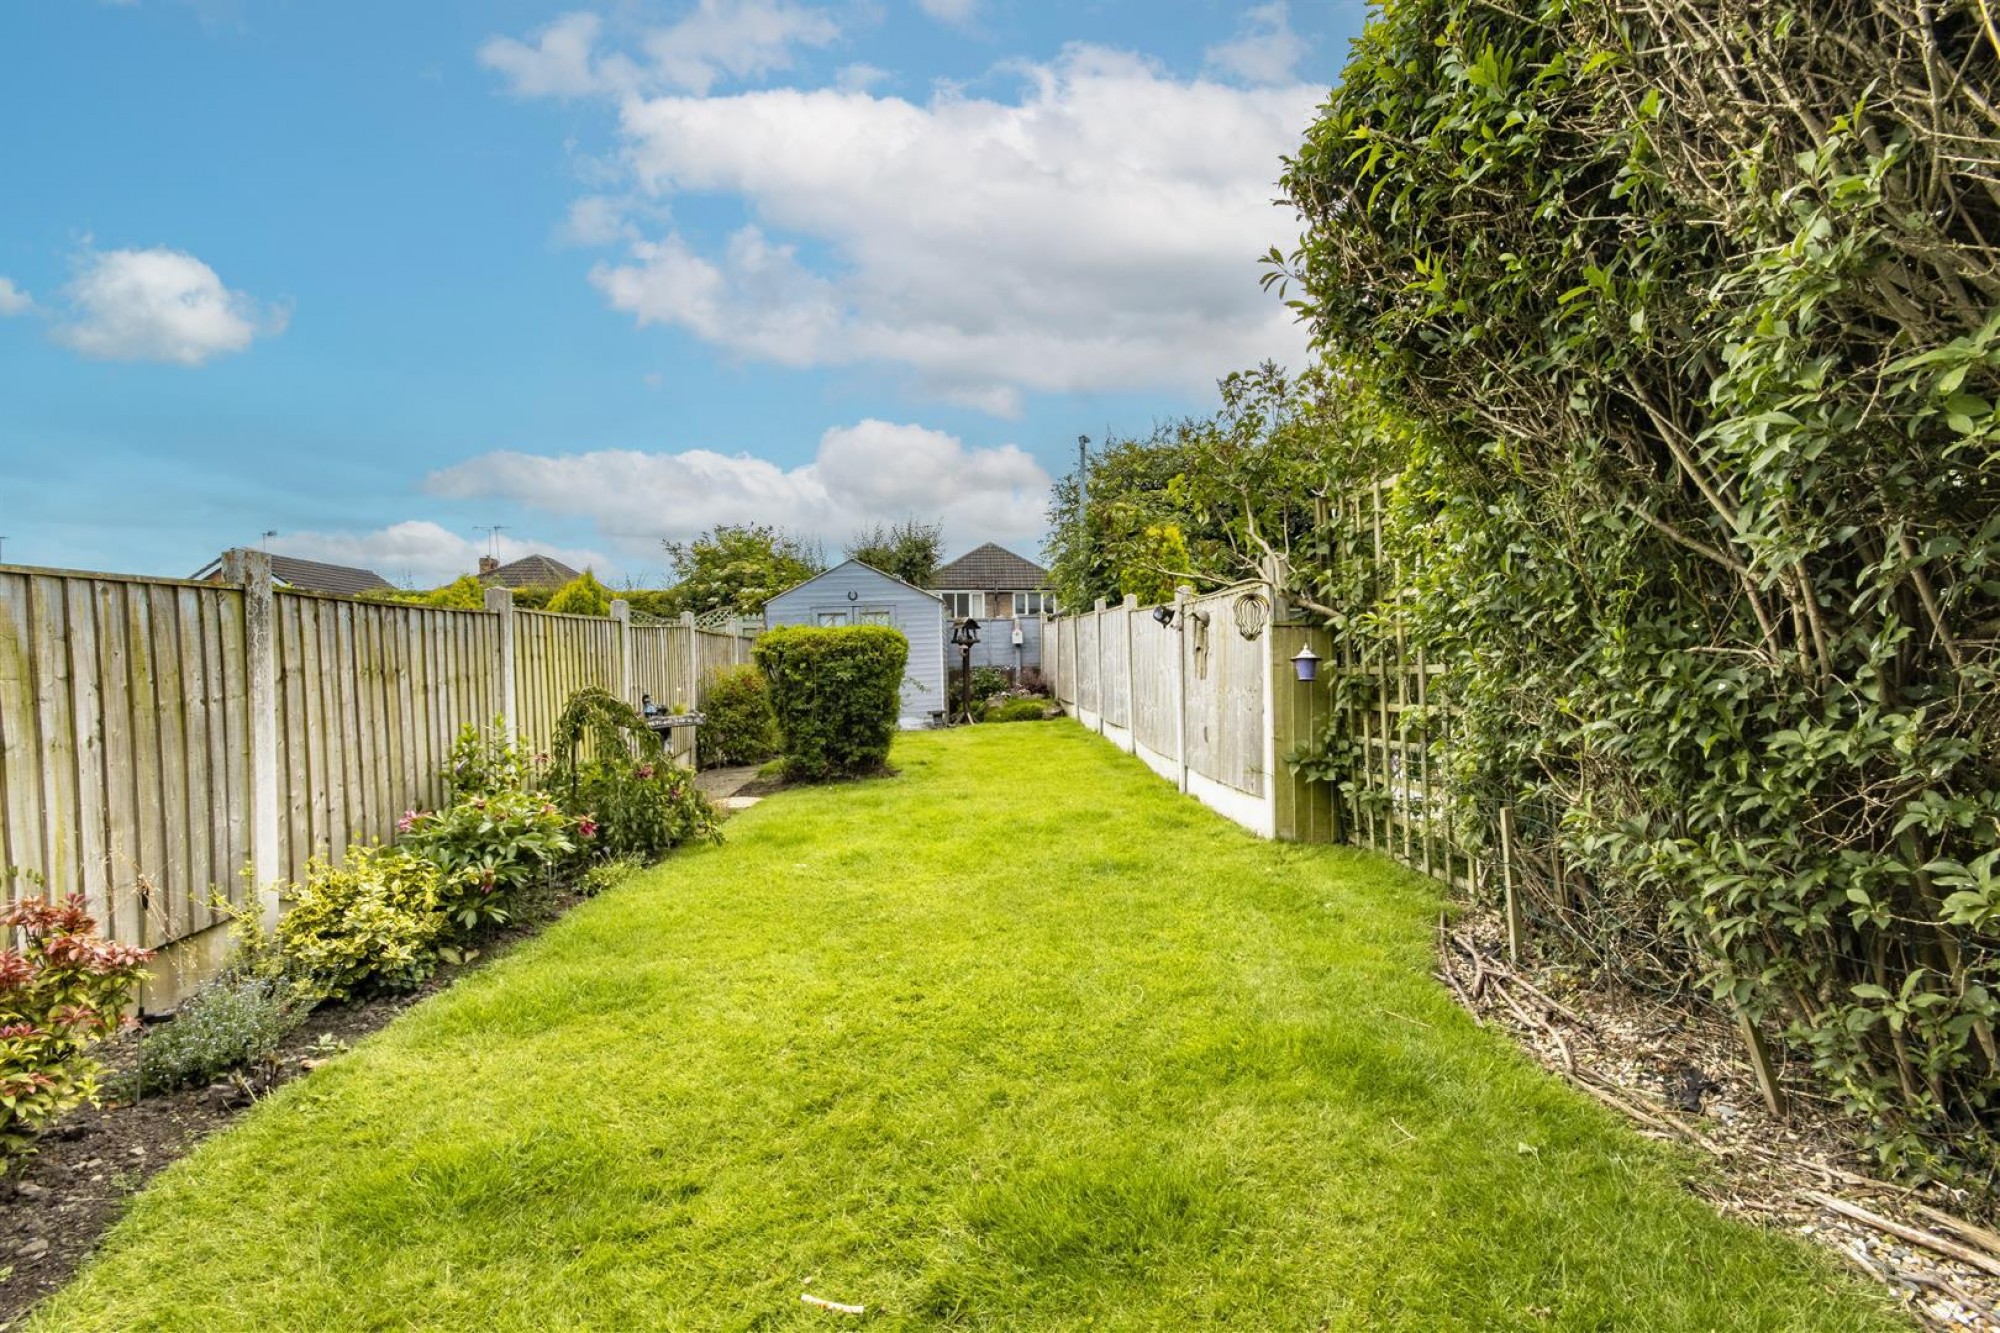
xmin=752 ymin=625 xmax=909 ymax=780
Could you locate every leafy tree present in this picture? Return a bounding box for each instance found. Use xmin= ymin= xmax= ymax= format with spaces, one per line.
xmin=621 ymin=588 xmax=682 ymax=620
xmin=661 ymin=524 xmax=826 ymax=616
xmin=846 ymin=518 xmax=944 ymax=586
xmin=421 ymin=575 xmax=487 ymax=610
xmin=1042 ymin=364 xmax=1351 ymax=610
xmin=547 ymin=569 xmax=612 ymax=617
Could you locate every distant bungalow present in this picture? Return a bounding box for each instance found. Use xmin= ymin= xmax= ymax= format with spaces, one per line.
xmin=476 ymin=553 xmax=580 ymax=590
xmin=192 ymin=552 xmax=391 ymax=598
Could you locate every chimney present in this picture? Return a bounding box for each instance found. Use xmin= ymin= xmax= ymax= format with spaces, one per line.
xmin=478 ymin=555 xmax=499 ymax=576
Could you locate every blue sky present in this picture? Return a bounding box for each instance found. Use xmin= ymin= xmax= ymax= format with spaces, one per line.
xmin=0 ymin=0 xmax=1363 ymax=587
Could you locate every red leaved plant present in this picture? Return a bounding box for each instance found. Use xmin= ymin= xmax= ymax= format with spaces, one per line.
xmin=0 ymin=893 xmax=153 ymax=1169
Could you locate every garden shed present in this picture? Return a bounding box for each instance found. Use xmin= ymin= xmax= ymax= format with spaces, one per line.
xmin=763 ymin=560 xmax=947 ymax=728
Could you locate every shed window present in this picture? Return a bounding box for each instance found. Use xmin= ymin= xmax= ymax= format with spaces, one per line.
xmin=858 ymin=607 xmax=893 ymax=626
xmin=816 ymin=610 xmax=848 ymax=627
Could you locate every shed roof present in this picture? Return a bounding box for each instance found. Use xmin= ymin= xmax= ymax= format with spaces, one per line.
xmin=768 ymin=558 xmax=943 ymax=604
xmin=191 ymin=553 xmax=393 ymax=597
xmin=481 ymin=554 xmax=581 ymax=589
xmin=930 ymin=542 xmax=1048 ymax=590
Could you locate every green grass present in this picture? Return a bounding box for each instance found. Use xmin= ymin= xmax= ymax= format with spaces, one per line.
xmin=37 ymin=725 xmax=1903 ymax=1331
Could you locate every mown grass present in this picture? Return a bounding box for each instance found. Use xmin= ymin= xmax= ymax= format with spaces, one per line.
xmin=36 ymin=724 xmax=1904 ymax=1330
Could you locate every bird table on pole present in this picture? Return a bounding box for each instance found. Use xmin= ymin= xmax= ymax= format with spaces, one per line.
xmin=950 ymin=616 xmax=981 ymax=724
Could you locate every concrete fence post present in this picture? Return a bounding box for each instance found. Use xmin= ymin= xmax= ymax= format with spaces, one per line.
xmin=1121 ymin=593 xmax=1137 ymax=754
xmin=484 ymin=587 xmax=517 ymax=744
xmin=221 ymin=548 xmax=282 ymax=931
xmin=1259 ymin=580 xmax=1278 ymax=835
xmin=1173 ymin=585 xmax=1191 ymax=793
xmin=1093 ymin=597 xmax=1108 ymax=735
xmin=610 ymin=599 xmax=632 ymax=705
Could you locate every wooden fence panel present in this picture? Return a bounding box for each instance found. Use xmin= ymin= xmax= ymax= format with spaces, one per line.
xmin=1 ymin=563 xmax=756 ymax=1002
xmin=1098 ymin=604 xmax=1131 ymax=731
xmin=1075 ymin=614 xmax=1100 ymax=715
xmin=0 ymin=569 xmax=254 ymax=955
xmin=1176 ymin=590 xmax=1264 ymax=798
xmin=513 ymin=611 xmax=620 ymax=759
xmin=695 ymin=629 xmax=740 ymax=683
xmin=271 ymin=594 xmax=500 ymax=878
xmin=1129 ymin=614 xmax=1173 ymax=757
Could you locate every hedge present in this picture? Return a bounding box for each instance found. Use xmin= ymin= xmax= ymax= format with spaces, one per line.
xmin=751 ymin=625 xmax=908 ymax=780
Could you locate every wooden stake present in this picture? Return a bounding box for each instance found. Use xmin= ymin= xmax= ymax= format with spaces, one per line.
xmin=1499 ymin=804 xmax=1524 ymax=965
xmin=1736 ymin=1009 xmax=1788 ymax=1119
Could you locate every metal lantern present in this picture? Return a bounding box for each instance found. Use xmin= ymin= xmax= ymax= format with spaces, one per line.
xmin=1291 ymin=643 xmax=1321 ymax=682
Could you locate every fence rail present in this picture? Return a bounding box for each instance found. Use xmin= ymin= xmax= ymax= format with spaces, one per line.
xmin=0 ymin=552 xmax=753 ymax=1007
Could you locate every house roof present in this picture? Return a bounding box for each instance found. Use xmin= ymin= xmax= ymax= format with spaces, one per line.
xmin=481 ymin=554 xmax=581 ymax=589
xmin=191 ymin=553 xmax=393 ymax=597
xmin=930 ymin=543 xmax=1048 ymax=591
xmin=770 ymin=559 xmax=943 ymax=603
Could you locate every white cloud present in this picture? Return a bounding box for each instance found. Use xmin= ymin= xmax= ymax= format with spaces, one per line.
xmin=1204 ymin=3 xmax=1307 ymax=86
xmin=270 ymin=521 xmax=613 ymax=588
xmin=54 ymin=247 xmax=284 ymax=365
xmin=559 ymin=195 xmax=640 ymax=247
xmin=835 ymin=62 xmax=889 ymax=92
xmin=916 ymin=0 xmax=977 ymax=27
xmin=480 ymin=11 xmax=607 ymax=98
xmin=572 ymin=45 xmax=1316 ymax=413
xmin=0 ymin=278 xmax=32 ymax=316
xmin=480 ymin=1 xmax=838 ymax=99
xmin=424 ymin=419 xmax=1051 ymax=551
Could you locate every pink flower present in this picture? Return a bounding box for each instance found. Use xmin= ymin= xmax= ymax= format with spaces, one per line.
xmin=397 ymin=809 xmax=419 ymax=834
xmin=577 ymin=817 xmax=599 ymax=840
xmin=636 ymin=765 xmax=655 ymax=780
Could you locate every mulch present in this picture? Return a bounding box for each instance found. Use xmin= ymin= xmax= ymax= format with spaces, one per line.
xmin=1439 ymin=904 xmax=2000 ymax=1331
xmin=0 ymin=888 xmax=583 ymax=1330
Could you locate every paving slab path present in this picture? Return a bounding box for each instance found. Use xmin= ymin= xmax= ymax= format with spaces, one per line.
xmin=33 ymin=726 xmax=1906 ymax=1331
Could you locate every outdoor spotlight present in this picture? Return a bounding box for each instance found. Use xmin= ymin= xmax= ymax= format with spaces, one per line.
xmin=1152 ymin=605 xmax=1176 ymax=627
xmin=1291 ymin=643 xmax=1321 ymax=682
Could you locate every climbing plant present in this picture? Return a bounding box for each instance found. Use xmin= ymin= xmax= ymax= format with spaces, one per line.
xmin=1273 ymin=0 xmax=2000 ymax=1178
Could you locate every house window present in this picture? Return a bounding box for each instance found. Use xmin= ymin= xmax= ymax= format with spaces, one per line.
xmin=1013 ymin=591 xmax=1050 ymax=617
xmin=940 ymin=592 xmax=984 ymax=618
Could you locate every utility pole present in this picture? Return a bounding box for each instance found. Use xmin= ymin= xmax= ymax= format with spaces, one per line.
xmin=1076 ymin=435 xmax=1091 ymax=597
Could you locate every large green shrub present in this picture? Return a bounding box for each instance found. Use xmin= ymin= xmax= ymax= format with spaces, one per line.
xmin=752 ymin=625 xmax=909 ymax=780
xmin=697 ymin=665 xmax=779 ymax=768
xmin=1271 ymin=0 xmax=2000 ymax=1177
xmin=547 ymin=570 xmax=612 ymax=616
xmin=0 ymin=887 xmax=152 ymax=1168
xmin=277 ymin=846 xmax=448 ymax=1001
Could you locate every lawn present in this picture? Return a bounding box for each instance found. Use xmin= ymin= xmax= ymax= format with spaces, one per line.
xmin=35 ymin=725 xmax=1902 ymax=1331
